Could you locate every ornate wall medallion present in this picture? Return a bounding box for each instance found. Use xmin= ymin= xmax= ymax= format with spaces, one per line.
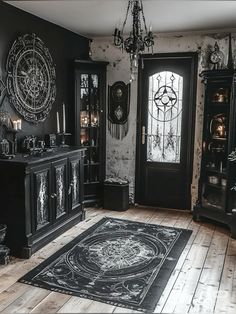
xmin=108 ymin=81 xmax=130 ymax=140
xmin=6 ymin=34 xmax=56 ymax=123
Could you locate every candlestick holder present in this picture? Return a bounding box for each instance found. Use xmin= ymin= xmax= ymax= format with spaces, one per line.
xmin=58 ymin=132 xmax=71 ymax=148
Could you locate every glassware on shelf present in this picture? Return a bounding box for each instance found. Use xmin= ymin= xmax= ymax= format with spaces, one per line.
xmin=90 ymin=147 xmax=99 ymax=163
xmin=80 ymin=129 xmax=89 ymax=146
xmin=91 ymin=111 xmax=99 ymax=127
xmin=90 ymin=127 xmax=99 ymax=146
xmin=80 ymin=111 xmax=90 ymax=127
xmin=208 ymin=175 xmax=219 ymax=185
xmin=90 ymin=165 xmax=99 ymax=182
xmin=221 ymin=178 xmax=227 ymax=187
xmin=211 ymin=87 xmax=229 ymax=103
xmin=210 ymin=113 xmax=227 ymax=139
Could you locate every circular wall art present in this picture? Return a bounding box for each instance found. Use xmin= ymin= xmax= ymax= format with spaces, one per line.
xmin=6 ymin=33 xmax=56 ymax=123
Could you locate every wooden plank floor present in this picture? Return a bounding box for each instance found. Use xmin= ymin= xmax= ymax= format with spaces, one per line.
xmin=0 ymin=206 xmax=235 ymax=313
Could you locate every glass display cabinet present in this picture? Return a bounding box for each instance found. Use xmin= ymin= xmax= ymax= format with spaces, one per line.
xmin=74 ymin=60 xmax=108 ymax=205
xmin=194 ymin=69 xmax=236 ymax=237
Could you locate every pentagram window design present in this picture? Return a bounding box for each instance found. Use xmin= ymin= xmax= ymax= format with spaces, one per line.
xmin=6 ymin=34 xmax=56 ymax=123
xmin=147 ymin=71 xmax=183 ymax=163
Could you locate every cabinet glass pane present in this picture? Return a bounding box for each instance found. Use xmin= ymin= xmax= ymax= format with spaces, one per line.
xmin=80 ymin=74 xmax=89 ymax=110
xmin=202 ymin=184 xmax=225 ymax=209
xmin=90 ymin=128 xmax=99 ymax=147
xmin=84 ymin=165 xmax=89 ymax=183
xmin=80 ymin=111 xmax=90 ymax=127
xmin=91 ymin=111 xmax=99 ymax=127
xmin=80 ymin=128 xmax=89 ymax=146
xmin=208 ymin=86 xmax=230 ymax=104
xmin=90 ymin=165 xmax=99 ymax=182
xmin=91 ymin=74 xmax=99 ymax=110
xmin=90 ymin=147 xmax=99 ymax=163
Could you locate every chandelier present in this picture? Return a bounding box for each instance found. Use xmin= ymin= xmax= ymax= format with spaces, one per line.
xmin=113 ymin=0 xmax=154 ymax=81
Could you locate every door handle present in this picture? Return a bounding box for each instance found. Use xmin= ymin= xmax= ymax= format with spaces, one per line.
xmin=142 ymin=126 xmax=146 ymax=144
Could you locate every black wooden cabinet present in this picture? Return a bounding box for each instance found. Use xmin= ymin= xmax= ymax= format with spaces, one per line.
xmin=74 ymin=60 xmax=108 ymax=206
xmin=194 ymin=70 xmax=236 ymax=237
xmin=0 ymin=147 xmax=85 ymax=258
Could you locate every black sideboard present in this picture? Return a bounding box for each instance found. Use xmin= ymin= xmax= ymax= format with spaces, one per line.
xmin=0 ymin=147 xmax=86 ymax=258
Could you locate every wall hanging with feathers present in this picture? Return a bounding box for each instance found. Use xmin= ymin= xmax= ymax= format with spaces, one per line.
xmin=108 ymin=81 xmax=130 ymax=140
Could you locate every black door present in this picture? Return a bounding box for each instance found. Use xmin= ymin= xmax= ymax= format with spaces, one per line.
xmin=136 ymin=53 xmax=197 ymax=209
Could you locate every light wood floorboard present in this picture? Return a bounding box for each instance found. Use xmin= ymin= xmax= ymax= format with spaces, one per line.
xmin=0 ymin=206 xmax=235 ymax=313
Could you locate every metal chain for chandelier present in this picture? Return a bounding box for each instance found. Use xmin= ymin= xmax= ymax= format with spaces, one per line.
xmin=113 ymin=0 xmax=154 ymax=81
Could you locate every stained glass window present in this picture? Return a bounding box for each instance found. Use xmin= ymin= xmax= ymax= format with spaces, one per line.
xmin=147 ymin=71 xmax=183 ymax=163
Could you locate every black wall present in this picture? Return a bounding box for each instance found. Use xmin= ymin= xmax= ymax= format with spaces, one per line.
xmin=0 ymin=2 xmax=89 ymax=141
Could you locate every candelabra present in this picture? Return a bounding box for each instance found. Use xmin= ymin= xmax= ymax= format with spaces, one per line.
xmin=58 ymin=132 xmax=71 ymax=148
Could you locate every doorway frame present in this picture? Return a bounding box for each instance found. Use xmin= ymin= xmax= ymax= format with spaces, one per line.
xmin=135 ymin=52 xmax=198 ymax=209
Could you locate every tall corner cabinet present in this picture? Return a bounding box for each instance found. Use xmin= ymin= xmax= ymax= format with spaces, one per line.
xmin=74 ymin=60 xmax=108 ymax=206
xmin=193 ymin=69 xmax=236 ymax=238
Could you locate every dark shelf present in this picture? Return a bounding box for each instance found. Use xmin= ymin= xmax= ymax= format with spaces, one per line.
xmin=204 ymin=182 xmax=226 ymax=190
xmin=205 ymin=168 xmax=227 ymax=176
xmin=81 ymin=145 xmax=99 ymax=148
xmin=211 ymin=137 xmax=227 ymax=141
xmin=209 ymin=102 xmax=229 ymax=106
xmin=202 ymin=201 xmax=224 ymax=211
xmin=84 ymin=162 xmax=99 ymax=166
xmin=84 ymin=181 xmax=100 ymax=185
xmin=80 ymin=126 xmax=99 ymax=129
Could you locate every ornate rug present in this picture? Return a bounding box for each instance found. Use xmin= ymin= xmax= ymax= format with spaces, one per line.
xmin=19 ymin=217 xmax=192 ymax=312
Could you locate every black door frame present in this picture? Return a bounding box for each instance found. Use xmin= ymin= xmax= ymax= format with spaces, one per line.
xmin=135 ymin=52 xmax=198 ymax=209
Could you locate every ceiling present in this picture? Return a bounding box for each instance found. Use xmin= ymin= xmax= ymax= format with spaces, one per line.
xmin=5 ymin=0 xmax=236 ymax=38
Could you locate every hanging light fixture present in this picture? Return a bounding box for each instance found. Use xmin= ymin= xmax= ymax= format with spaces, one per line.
xmin=113 ymin=0 xmax=154 ymax=81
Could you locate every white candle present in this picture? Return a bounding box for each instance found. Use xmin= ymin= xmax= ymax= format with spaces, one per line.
xmin=63 ymin=103 xmax=66 ymax=133
xmin=17 ymin=119 xmax=21 ymax=130
xmin=13 ymin=120 xmax=17 ymax=130
xmin=56 ymin=111 xmax=60 ymax=133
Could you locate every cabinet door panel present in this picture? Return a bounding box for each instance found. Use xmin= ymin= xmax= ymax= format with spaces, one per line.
xmin=52 ymin=159 xmax=68 ymax=219
xmin=69 ymin=157 xmax=81 ymax=210
xmin=31 ymin=164 xmax=51 ymax=231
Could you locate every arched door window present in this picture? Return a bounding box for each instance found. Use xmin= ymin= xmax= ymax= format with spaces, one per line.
xmin=147 ymin=71 xmax=183 ymax=163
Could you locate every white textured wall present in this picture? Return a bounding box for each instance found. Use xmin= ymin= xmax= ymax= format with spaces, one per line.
xmin=91 ymin=32 xmax=234 ymax=208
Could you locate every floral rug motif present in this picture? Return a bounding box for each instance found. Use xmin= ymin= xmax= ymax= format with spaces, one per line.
xmin=19 ymin=217 xmax=192 ymax=312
